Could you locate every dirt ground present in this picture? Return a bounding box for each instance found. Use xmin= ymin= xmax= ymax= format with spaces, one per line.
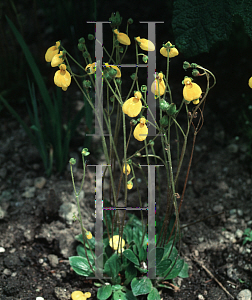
xmin=0 ymin=99 xmax=252 ymax=300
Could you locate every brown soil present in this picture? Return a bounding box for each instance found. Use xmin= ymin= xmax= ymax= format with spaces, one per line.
xmin=1 ymin=103 xmax=252 ymax=300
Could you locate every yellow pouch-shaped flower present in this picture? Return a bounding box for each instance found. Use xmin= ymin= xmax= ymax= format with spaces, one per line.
xmin=123 ymin=163 xmax=131 ymax=175
xmin=122 ymin=91 xmax=142 ymax=117
xmin=113 ymin=29 xmax=131 ymax=45
xmin=71 ymin=290 xmax=91 ymax=300
xmin=160 ymin=42 xmax=179 ymax=58
xmin=135 ymin=36 xmax=155 ymax=51
xmin=183 ymin=77 xmax=202 ymax=103
xmin=54 ymin=64 xmax=71 ymax=91
xmin=109 ymin=235 xmax=126 ymax=253
xmin=45 ymin=41 xmax=60 ymax=62
xmin=85 ymin=62 xmax=96 ymax=74
xmin=151 ymin=73 xmax=166 ymax=96
xmin=127 ymin=181 xmax=133 ymax=190
xmin=51 ymin=51 xmax=64 ymax=67
xmin=133 ymin=117 xmax=148 ymax=141
xmin=249 ymin=77 xmax=252 ymax=88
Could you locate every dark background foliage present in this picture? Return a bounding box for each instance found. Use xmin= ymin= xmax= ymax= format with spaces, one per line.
xmin=1 ymin=0 xmax=252 ymax=145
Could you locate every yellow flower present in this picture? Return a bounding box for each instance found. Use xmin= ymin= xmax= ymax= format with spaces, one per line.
xmin=122 ymin=91 xmax=142 ymax=117
xmin=183 ymin=77 xmax=202 ymax=104
xmin=249 ymin=77 xmax=252 ymax=88
xmin=51 ymin=51 xmax=64 ymax=67
xmin=86 ymin=231 xmax=92 ymax=239
xmin=123 ymin=163 xmax=131 ymax=175
xmin=85 ymin=62 xmax=96 ymax=74
xmin=45 ymin=41 xmax=60 ymax=62
xmin=71 ymin=290 xmax=91 ymax=300
xmin=135 ymin=36 xmax=155 ymax=51
xmin=54 ymin=64 xmax=71 ymax=91
xmin=104 ymin=63 xmax=121 ymax=78
xmin=109 ymin=235 xmax=126 ymax=253
xmin=151 ymin=73 xmax=166 ymax=96
xmin=127 ymin=181 xmax=133 ymax=190
xmin=133 ymin=117 xmax=148 ymax=141
xmin=113 ymin=29 xmax=131 ymax=45
xmin=160 ymin=42 xmax=179 ymax=58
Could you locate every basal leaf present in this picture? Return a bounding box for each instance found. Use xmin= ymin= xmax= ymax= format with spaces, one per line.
xmin=131 ymin=277 xmax=152 ymax=296
xmin=97 ymin=285 xmax=112 ymax=300
xmin=69 ymin=256 xmax=94 ymax=276
xmin=147 ymin=287 xmax=161 ymax=300
xmin=123 ymin=249 xmax=139 ymax=266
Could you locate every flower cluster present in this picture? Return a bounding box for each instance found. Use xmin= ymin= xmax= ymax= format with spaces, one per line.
xmin=45 ymin=41 xmax=71 ymax=91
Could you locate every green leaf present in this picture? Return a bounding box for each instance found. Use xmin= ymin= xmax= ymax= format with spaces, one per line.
xmin=155 ymin=248 xmax=164 ymax=266
xmin=156 ymin=258 xmax=172 ymax=276
xmin=75 ymin=233 xmax=95 ymax=249
xmin=97 ymin=285 xmax=112 ymax=300
xmin=6 ymin=16 xmax=54 ymax=116
xmin=139 ymin=245 xmax=147 ymax=262
xmin=123 ymin=249 xmax=139 ymax=266
xmin=76 ymin=245 xmax=96 ymax=263
xmin=131 ymin=277 xmax=153 ymax=296
xmin=163 ymin=241 xmax=178 ymax=260
xmin=69 ymin=256 xmax=94 ymax=276
xmin=124 ymin=290 xmax=137 ymax=300
xmin=113 ymin=291 xmax=126 ymax=300
xmin=178 ymin=260 xmax=189 ymax=278
xmin=147 ymin=287 xmax=160 ymax=300
xmin=172 ymin=0 xmax=233 ymax=57
xmin=104 ymin=253 xmax=121 ymax=284
xmin=112 ymin=285 xmax=123 ymax=292
xmin=164 ymin=258 xmax=184 ymax=280
xmin=124 ymin=262 xmax=137 ymax=286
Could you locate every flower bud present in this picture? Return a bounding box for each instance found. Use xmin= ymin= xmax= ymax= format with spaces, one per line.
xmin=183 ymin=61 xmax=191 ymax=70
xmin=109 ymin=11 xmax=122 ymax=27
xmin=130 ymin=119 xmax=138 ymax=126
xmin=108 ymin=68 xmax=118 ymax=77
xmin=130 ymin=73 xmax=137 ymax=80
xmin=79 ymin=37 xmax=85 ymax=43
xmin=141 ymin=85 xmax=147 ymax=93
xmin=119 ymin=47 xmax=124 ymax=53
xmin=166 ymin=103 xmax=178 ymax=116
xmin=142 ymin=55 xmax=148 ymax=63
xmin=83 ymin=80 xmax=91 ymax=89
xmin=192 ymin=69 xmax=200 ymax=76
xmin=103 ymin=72 xmax=112 ymax=82
xmin=69 ymin=158 xmax=76 ymax=165
xmin=191 ymin=63 xmax=198 ymax=68
xmin=127 ymin=18 xmax=133 ymax=25
xmin=86 ymin=231 xmax=92 ymax=239
xmin=83 ymin=51 xmax=90 ymax=58
xmin=160 ymin=115 xmax=169 ymax=126
xmin=88 ymin=34 xmax=95 ymax=40
xmin=82 ymin=148 xmax=90 ymax=156
xmin=78 ymin=43 xmax=85 ymax=51
xmin=115 ymin=78 xmax=122 ymax=85
xmin=159 ymin=99 xmax=169 ymax=111
xmin=149 ymin=140 xmax=155 ymax=146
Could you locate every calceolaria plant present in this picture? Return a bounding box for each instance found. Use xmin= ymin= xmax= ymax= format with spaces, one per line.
xmin=45 ymin=12 xmax=216 ymax=299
